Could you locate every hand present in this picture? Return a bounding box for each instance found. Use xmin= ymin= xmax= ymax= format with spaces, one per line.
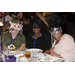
xmin=43 ymin=50 xmax=50 ymax=54
xmin=51 ymin=51 xmax=56 ymax=56
xmin=51 ymin=51 xmax=63 ymax=58
xmin=49 ymin=47 xmax=54 ymax=53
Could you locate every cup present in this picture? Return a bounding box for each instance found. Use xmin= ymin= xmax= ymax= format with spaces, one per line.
xmin=25 ymin=51 xmax=31 ymax=58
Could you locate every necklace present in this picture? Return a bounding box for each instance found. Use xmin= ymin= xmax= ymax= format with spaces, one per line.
xmin=33 ymin=32 xmax=41 ymax=48
xmin=54 ymin=34 xmax=62 ymax=47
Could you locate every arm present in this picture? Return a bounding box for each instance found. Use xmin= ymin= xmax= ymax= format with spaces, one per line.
xmin=15 ymin=44 xmax=26 ymax=51
xmin=4 ymin=44 xmax=7 ymax=50
xmin=43 ymin=32 xmax=52 ymax=54
xmin=43 ymin=50 xmax=50 ymax=54
xmin=50 ymin=47 xmax=63 ymax=58
xmin=50 ymin=51 xmax=63 ymax=58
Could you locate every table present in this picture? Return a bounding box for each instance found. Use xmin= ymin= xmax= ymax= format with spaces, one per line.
xmin=2 ymin=51 xmax=65 ymax=62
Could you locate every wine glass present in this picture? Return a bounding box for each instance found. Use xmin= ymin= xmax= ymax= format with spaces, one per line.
xmin=6 ymin=49 xmax=9 ymax=59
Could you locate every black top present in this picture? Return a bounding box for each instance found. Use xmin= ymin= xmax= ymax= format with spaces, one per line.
xmin=26 ymin=31 xmax=51 ymax=52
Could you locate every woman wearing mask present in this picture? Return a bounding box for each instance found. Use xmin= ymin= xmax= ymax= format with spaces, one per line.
xmin=4 ymin=19 xmax=26 ymax=51
xmin=49 ymin=14 xmax=75 ymax=62
xmin=26 ymin=19 xmax=51 ymax=53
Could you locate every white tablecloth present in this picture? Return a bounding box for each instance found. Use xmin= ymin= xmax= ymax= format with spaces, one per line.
xmin=3 ymin=51 xmax=65 ymax=62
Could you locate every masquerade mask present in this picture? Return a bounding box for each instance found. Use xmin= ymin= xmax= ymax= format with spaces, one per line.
xmin=32 ymin=23 xmax=40 ymax=29
xmin=51 ymin=27 xmax=61 ymax=33
xmin=9 ymin=21 xmax=23 ymax=33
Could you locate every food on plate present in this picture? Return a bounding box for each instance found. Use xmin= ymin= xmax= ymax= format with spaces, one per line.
xmin=19 ymin=55 xmax=25 ymax=58
xmin=50 ymin=57 xmax=54 ymax=59
xmin=10 ymin=51 xmax=16 ymax=54
xmin=22 ymin=61 xmax=28 ymax=62
xmin=53 ymin=59 xmax=64 ymax=62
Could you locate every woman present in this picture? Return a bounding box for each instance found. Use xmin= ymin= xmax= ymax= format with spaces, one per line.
xmin=26 ymin=19 xmax=51 ymax=53
xmin=4 ymin=19 xmax=26 ymax=51
xmin=49 ymin=14 xmax=75 ymax=62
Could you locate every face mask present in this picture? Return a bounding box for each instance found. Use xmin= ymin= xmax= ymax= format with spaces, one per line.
xmin=9 ymin=21 xmax=23 ymax=33
xmin=32 ymin=23 xmax=41 ymax=29
xmin=32 ymin=27 xmax=40 ymax=29
xmin=51 ymin=27 xmax=61 ymax=33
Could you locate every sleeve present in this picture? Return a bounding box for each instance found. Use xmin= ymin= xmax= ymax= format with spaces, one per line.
xmin=62 ymin=34 xmax=75 ymax=53
xmin=44 ymin=32 xmax=51 ymax=50
xmin=26 ymin=35 xmax=31 ymax=48
xmin=21 ymin=34 xmax=26 ymax=44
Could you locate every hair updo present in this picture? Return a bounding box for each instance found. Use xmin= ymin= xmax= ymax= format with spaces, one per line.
xmin=49 ymin=13 xmax=62 ymax=28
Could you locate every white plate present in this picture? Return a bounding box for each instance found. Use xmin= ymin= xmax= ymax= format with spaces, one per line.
xmin=9 ymin=51 xmax=16 ymax=55
xmin=39 ymin=55 xmax=64 ymax=62
xmin=14 ymin=54 xmax=28 ymax=62
xmin=14 ymin=54 xmax=23 ymax=58
xmin=27 ymin=48 xmax=43 ymax=53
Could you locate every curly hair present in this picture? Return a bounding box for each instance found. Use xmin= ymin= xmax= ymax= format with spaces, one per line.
xmin=32 ymin=16 xmax=49 ymax=33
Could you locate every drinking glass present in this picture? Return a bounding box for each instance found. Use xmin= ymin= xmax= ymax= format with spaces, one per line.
xmin=23 ymin=48 xmax=28 ymax=56
xmin=32 ymin=51 xmax=39 ymax=62
xmin=25 ymin=51 xmax=31 ymax=58
xmin=6 ymin=49 xmax=9 ymax=59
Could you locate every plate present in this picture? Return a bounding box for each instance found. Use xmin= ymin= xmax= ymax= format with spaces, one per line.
xmin=14 ymin=54 xmax=28 ymax=62
xmin=9 ymin=51 xmax=16 ymax=55
xmin=14 ymin=54 xmax=23 ymax=58
xmin=27 ymin=48 xmax=43 ymax=53
xmin=39 ymin=55 xmax=64 ymax=62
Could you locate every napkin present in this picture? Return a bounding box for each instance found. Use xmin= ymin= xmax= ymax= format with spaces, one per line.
xmin=5 ymin=55 xmax=16 ymax=62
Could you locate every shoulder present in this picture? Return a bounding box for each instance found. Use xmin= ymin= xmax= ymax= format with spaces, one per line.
xmin=62 ymin=34 xmax=74 ymax=40
xmin=62 ymin=34 xmax=74 ymax=43
xmin=19 ymin=34 xmax=26 ymax=38
xmin=4 ymin=31 xmax=10 ymax=35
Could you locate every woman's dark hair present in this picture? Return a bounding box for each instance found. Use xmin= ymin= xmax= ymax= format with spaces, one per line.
xmin=27 ymin=15 xmax=49 ymax=36
xmin=32 ymin=19 xmax=48 ymax=33
xmin=33 ymin=19 xmax=42 ymax=27
xmin=49 ymin=13 xmax=62 ymax=28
